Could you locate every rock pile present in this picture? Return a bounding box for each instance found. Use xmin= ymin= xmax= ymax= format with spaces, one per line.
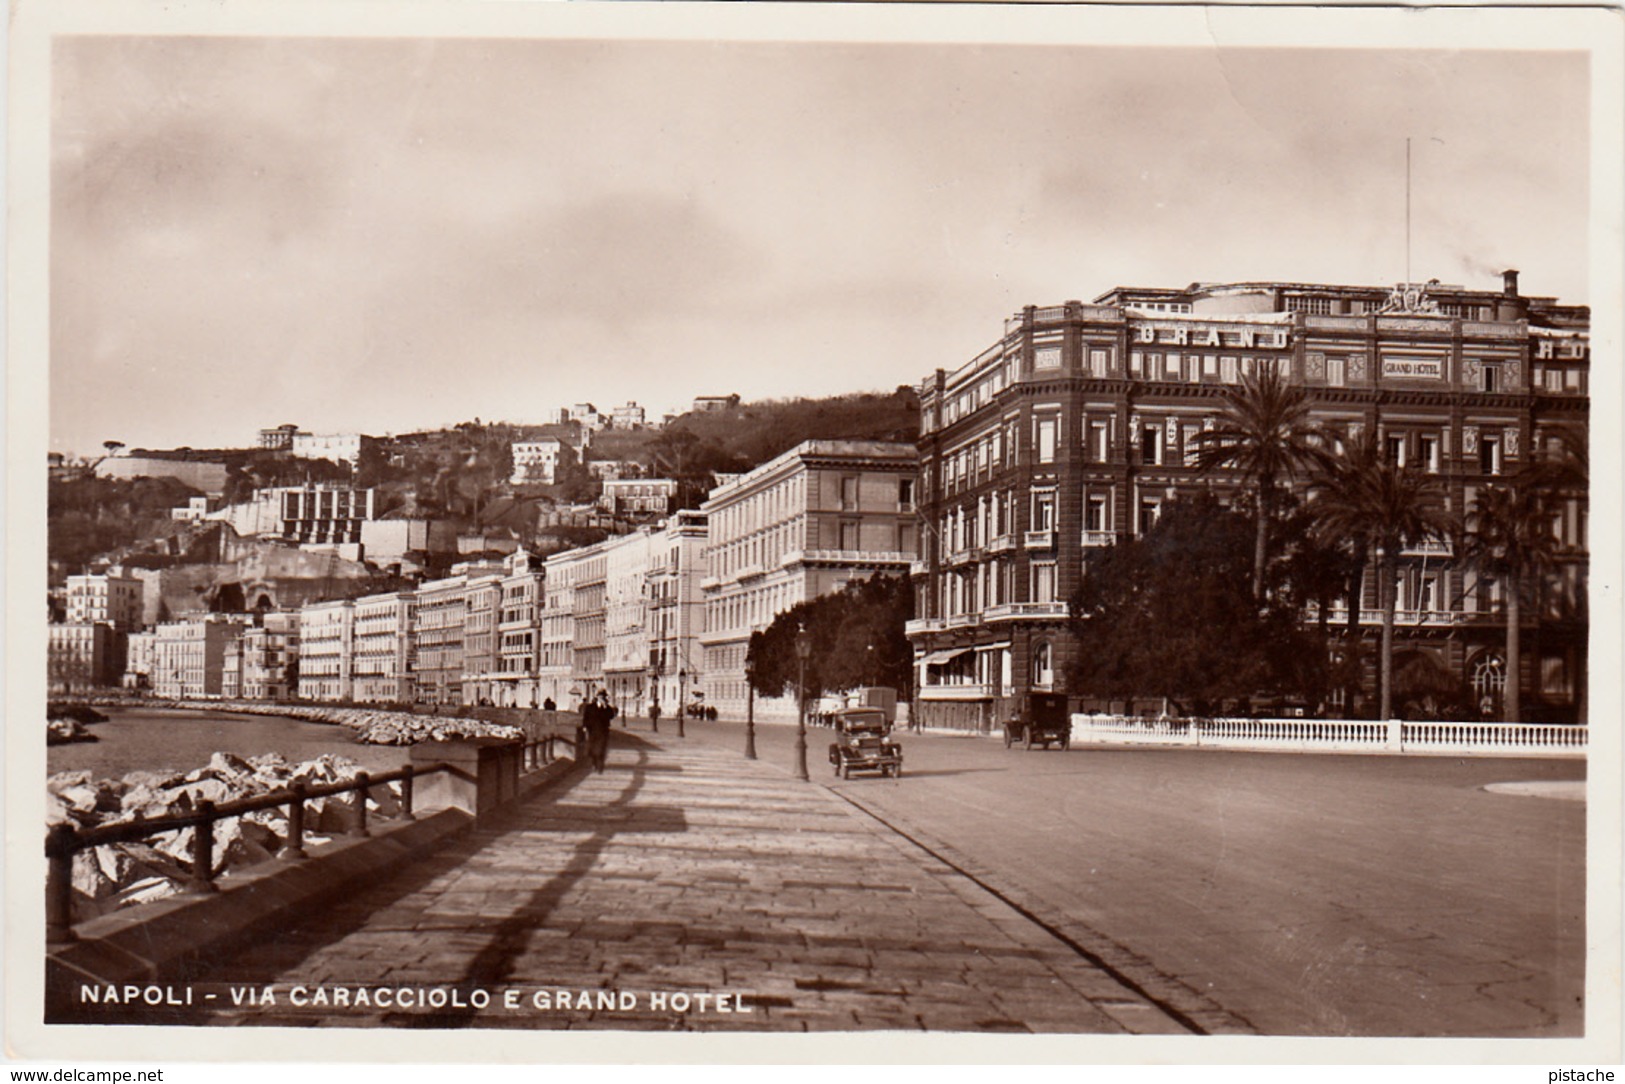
xmin=46 ymin=703 xmax=108 ymax=745
xmin=59 ymin=697 xmax=523 ymax=746
xmin=47 ymin=752 xmax=403 ymax=924
xmin=47 ymin=718 xmax=98 ymax=745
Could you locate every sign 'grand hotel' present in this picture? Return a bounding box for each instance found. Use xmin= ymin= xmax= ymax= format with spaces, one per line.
xmin=908 ymin=272 xmax=1590 ymax=731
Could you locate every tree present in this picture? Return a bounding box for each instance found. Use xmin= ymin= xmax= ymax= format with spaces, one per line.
xmin=1068 ymin=495 xmax=1324 ymax=715
xmin=1308 ymin=432 xmax=1454 ymax=722
xmin=745 ymin=574 xmax=914 ymax=702
xmin=1193 ymin=364 xmax=1325 ymax=602
xmin=1462 ymin=477 xmax=1561 ymax=723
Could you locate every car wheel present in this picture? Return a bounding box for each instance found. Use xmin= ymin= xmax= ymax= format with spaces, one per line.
xmin=1061 ymin=735 xmax=1071 ymax=751
xmin=833 ymin=759 xmax=841 ymax=776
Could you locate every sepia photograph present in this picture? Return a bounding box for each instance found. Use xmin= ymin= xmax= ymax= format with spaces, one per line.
xmin=7 ymin=0 xmax=1621 ymax=1069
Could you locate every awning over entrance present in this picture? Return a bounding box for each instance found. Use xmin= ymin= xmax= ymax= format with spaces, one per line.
xmin=920 ymin=647 xmax=973 ymax=667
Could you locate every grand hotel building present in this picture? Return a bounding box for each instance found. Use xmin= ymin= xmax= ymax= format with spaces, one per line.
xmin=908 ymin=272 xmax=1589 ymax=731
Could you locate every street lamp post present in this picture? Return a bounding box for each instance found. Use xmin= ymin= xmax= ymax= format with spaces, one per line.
xmin=743 ymin=657 xmax=758 ymax=760
xmin=677 ymin=667 xmax=687 ymax=738
xmin=794 ymin=631 xmax=811 ymax=781
xmin=648 ymin=665 xmax=659 ymax=733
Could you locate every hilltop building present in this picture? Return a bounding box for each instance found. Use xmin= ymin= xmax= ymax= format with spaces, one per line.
xmin=909 ymin=272 xmax=1589 ymax=729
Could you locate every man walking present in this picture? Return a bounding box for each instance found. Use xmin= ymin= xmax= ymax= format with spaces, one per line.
xmin=648 ymin=699 xmax=662 ymax=733
xmin=585 ymin=689 xmax=616 ymax=772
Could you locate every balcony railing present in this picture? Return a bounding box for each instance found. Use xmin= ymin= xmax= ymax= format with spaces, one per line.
xmin=909 ymin=561 xmax=930 ymax=577
xmin=796 ymin=549 xmax=915 ymax=566
xmin=904 ymin=618 xmax=944 ymax=636
xmin=1023 ymin=529 xmax=1056 ymax=550
xmin=1081 ymin=530 xmax=1118 ymax=548
xmin=984 ymin=601 xmax=1069 ymax=622
xmin=918 ymin=683 xmax=995 ymax=701
xmin=944 ymin=613 xmax=982 ymax=629
xmin=1400 ymin=539 xmax=1454 ymax=558
xmin=986 ymin=535 xmax=1017 ymax=554
xmin=1319 ymin=606 xmax=1475 ymax=627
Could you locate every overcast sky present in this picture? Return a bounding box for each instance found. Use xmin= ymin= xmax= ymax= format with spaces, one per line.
xmin=49 ymin=33 xmax=1590 ymax=455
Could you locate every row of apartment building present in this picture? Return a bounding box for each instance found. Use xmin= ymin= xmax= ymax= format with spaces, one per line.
xmin=54 ymin=271 xmax=1592 ymax=726
xmin=89 ymin=440 xmax=920 ymax=722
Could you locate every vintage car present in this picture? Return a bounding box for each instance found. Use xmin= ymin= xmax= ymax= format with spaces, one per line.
xmin=1003 ymin=692 xmax=1072 ymax=750
xmin=827 ymin=707 xmax=903 ymax=779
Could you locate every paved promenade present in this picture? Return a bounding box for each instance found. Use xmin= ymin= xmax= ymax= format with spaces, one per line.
xmin=184 ymin=732 xmax=1186 ymax=1033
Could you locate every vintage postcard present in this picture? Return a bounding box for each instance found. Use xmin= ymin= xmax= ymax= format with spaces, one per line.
xmin=7 ymin=0 xmax=1622 ymax=1070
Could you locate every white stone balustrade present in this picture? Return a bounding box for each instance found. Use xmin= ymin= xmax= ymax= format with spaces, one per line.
xmin=1070 ymin=714 xmax=1585 ymax=758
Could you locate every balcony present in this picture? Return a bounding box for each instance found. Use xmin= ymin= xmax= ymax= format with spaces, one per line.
xmin=944 ymin=613 xmax=982 ymax=630
xmin=985 ymin=601 xmax=1070 ymax=622
xmin=1082 ymin=530 xmax=1119 ymax=548
xmin=904 ymin=618 xmax=945 ymax=637
xmin=797 ymin=549 xmax=915 ymax=567
xmin=1400 ymin=539 xmax=1454 ymax=558
xmin=1320 ymin=606 xmax=1471 ymax=628
xmin=918 ymin=683 xmax=995 ymax=701
xmin=986 ymin=535 xmax=1016 ymax=554
xmin=1023 ymin=529 xmax=1056 ymax=550
xmin=945 ymin=547 xmax=982 ymax=567
xmin=909 ymin=561 xmax=930 ymax=577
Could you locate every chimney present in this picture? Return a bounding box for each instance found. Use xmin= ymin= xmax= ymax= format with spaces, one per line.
xmin=1502 ymin=269 xmax=1520 ymax=297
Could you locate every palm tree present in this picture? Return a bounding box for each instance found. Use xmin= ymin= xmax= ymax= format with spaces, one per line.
xmin=1462 ymin=478 xmax=1560 ymax=723
xmin=1309 ymin=432 xmax=1454 ymax=722
xmin=1193 ymin=364 xmax=1324 ymax=601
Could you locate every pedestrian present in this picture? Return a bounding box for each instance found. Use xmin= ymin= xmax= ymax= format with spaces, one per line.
xmin=648 ymin=700 xmax=662 ymax=733
xmin=585 ymin=689 xmax=616 ymax=772
xmin=543 ymin=696 xmax=556 ymax=712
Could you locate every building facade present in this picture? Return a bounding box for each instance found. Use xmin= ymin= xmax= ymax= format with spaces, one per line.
xmin=910 ymin=273 xmax=1589 ymax=728
xmin=240 ymin=611 xmax=301 ymax=701
xmin=699 ymin=440 xmax=919 ymax=720
xmin=65 ymin=572 xmax=143 ymax=631
xmin=47 ymin=622 xmax=121 ymax=694
xmin=461 ymin=574 xmax=502 ymax=706
xmin=648 ymin=511 xmax=709 ymax=716
xmin=352 ymin=592 xmax=415 ymax=704
xmin=297 ymin=599 xmax=355 ymax=702
xmin=510 ymin=439 xmax=566 ymax=485
xmin=491 ymin=550 xmax=547 ymax=708
xmin=150 ymin=614 xmax=249 ymax=699
xmin=601 ymin=477 xmax=679 ymax=517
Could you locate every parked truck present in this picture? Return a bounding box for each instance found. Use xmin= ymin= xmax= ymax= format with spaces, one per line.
xmin=846 ymin=687 xmax=898 ymax=729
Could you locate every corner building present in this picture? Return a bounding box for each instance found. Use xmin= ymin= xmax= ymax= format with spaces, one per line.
xmin=910 ymin=273 xmax=1589 ymax=730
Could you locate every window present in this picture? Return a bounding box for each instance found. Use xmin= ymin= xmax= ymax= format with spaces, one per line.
xmin=1419 ymin=434 xmax=1440 ymax=473
xmin=1032 ymin=642 xmax=1054 ymax=688
xmin=1129 ymin=352 xmax=1143 ymax=378
xmin=1327 ymin=357 xmax=1347 ymax=387
xmin=1480 ymin=435 xmax=1502 ymax=476
xmin=1089 ymin=422 xmax=1110 ymax=463
xmin=840 ymin=475 xmax=859 ymax=510
xmin=1031 ymin=563 xmax=1057 ymax=603
xmin=1480 ymin=365 xmax=1499 ymax=393
xmin=1036 ymin=417 xmax=1058 ymax=463
xmin=1138 ymin=498 xmax=1161 ymax=536
xmin=1385 ymin=434 xmax=1407 ymax=466
xmin=1031 ymin=491 xmax=1056 ymax=531
xmin=1140 ymin=425 xmax=1163 ymax=466
xmin=898 ymin=478 xmax=914 ymax=511
xmin=1182 ymin=424 xmax=1202 ymax=467
xmin=1089 ymin=348 xmax=1109 ymax=377
xmin=1086 ymin=495 xmax=1108 ymax=533
xmin=1220 ymin=357 xmax=1239 ymax=384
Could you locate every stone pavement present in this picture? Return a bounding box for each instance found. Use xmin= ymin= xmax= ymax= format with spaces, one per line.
xmin=182 ymin=731 xmax=1187 ymax=1033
